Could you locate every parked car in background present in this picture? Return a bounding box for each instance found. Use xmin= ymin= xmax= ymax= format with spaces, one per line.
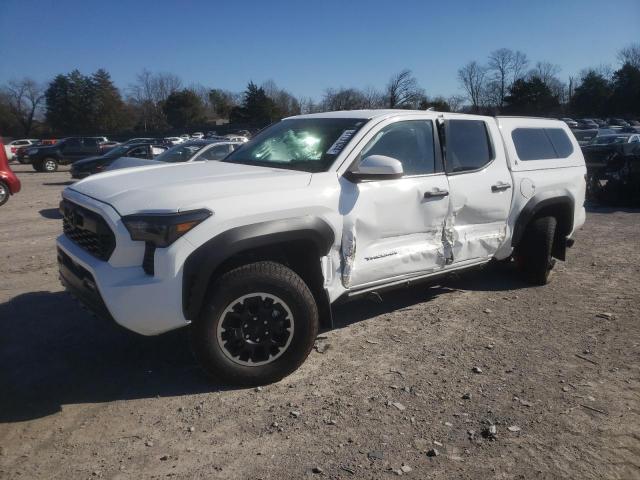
xmin=571 ymin=128 xmax=598 ymax=146
xmin=120 ymin=137 xmax=155 ymax=145
xmin=562 ymin=118 xmax=578 ymax=128
xmin=575 ymin=119 xmax=599 ymax=130
xmin=70 ymin=142 xmax=169 ymax=178
xmin=191 ymin=132 xmax=204 ymax=139
xmin=27 ymin=137 xmax=109 ymax=172
xmin=99 ymin=140 xmax=120 ymax=151
xmin=586 ymin=133 xmax=640 ymax=147
xmin=595 ymin=128 xmax=618 ymax=136
xmin=224 ymin=134 xmax=249 ymax=143
xmin=16 ymin=139 xmax=58 ymax=164
xmin=164 ymin=137 xmax=184 ymax=145
xmin=607 ymin=118 xmax=630 ymax=128
xmin=5 ymin=139 xmax=39 ymax=161
xmin=0 ymin=142 xmax=21 ymax=206
xmin=582 ymin=133 xmax=640 ymax=203
xmin=180 ymin=134 xmax=191 ymax=140
xmin=106 ymin=140 xmax=241 ymax=171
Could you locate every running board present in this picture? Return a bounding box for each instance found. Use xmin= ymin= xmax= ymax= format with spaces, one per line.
xmin=345 ymin=259 xmax=491 ymax=298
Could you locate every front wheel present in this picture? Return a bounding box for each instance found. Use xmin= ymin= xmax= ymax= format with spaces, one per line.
xmin=515 ymin=216 xmax=557 ymax=286
xmin=0 ymin=181 xmax=9 ymax=206
xmin=42 ymin=157 xmax=59 ymax=172
xmin=191 ymin=261 xmax=319 ymax=386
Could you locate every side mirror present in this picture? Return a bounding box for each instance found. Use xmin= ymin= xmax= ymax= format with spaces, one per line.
xmin=345 ymin=155 xmax=404 ymax=182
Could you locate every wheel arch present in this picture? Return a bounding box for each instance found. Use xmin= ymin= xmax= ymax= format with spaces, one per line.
xmin=512 ymin=191 xmax=575 ymax=260
xmin=182 ymin=216 xmax=335 ymax=329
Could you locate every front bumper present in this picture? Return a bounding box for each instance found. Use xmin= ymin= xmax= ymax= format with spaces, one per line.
xmin=56 ymin=190 xmax=190 ymax=335
xmin=58 ymin=247 xmax=115 ymax=323
xmin=70 ymin=169 xmax=90 ymax=179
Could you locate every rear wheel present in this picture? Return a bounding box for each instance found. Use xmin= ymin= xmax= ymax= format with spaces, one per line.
xmin=42 ymin=157 xmax=58 ymax=173
xmin=191 ymin=261 xmax=319 ymax=386
xmin=0 ymin=181 xmax=9 ymax=206
xmin=515 ymin=216 xmax=557 ymax=286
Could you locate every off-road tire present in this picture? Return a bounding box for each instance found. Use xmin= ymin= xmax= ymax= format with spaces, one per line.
xmin=191 ymin=261 xmax=319 ymax=386
xmin=517 ymin=216 xmax=557 ymax=286
xmin=0 ymin=181 xmax=9 ymax=206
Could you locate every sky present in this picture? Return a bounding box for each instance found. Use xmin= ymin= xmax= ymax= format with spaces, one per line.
xmin=1 ymin=0 xmax=638 ymax=101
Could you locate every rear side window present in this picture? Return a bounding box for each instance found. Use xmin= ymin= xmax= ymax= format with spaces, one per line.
xmin=512 ymin=128 xmax=574 ymax=160
xmin=445 ymin=120 xmax=493 ymax=173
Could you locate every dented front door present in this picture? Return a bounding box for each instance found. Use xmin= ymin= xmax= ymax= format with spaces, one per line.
xmin=339 ymin=119 xmax=452 ymax=289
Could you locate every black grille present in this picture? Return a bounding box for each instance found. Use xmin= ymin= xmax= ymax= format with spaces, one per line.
xmin=62 ymin=200 xmax=116 ymax=261
xmin=142 ymin=242 xmax=156 ymax=275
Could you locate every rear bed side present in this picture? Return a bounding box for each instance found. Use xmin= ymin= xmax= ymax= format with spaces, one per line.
xmin=496 ymin=117 xmax=586 ymax=259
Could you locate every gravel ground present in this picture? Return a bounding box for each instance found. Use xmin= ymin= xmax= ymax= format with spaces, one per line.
xmin=1 ymin=164 xmax=639 ymax=479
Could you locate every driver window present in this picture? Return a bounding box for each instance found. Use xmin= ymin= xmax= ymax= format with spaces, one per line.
xmin=200 ymin=144 xmax=230 ymax=161
xmin=359 ymin=120 xmax=436 ymax=176
xmin=129 ymin=147 xmax=147 ymax=158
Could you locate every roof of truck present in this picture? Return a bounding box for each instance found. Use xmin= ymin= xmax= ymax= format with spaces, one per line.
xmin=288 ymin=109 xmax=419 ymax=120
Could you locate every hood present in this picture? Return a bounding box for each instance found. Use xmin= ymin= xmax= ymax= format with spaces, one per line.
xmin=106 ymin=157 xmax=159 ymax=171
xmin=68 ymin=161 xmax=312 ymax=215
xmin=72 ymin=155 xmax=106 ymax=168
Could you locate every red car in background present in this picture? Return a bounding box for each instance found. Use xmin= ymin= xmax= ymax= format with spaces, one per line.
xmin=0 ymin=142 xmax=21 ymax=206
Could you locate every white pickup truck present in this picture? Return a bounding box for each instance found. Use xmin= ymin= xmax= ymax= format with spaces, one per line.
xmin=57 ymin=110 xmax=586 ymax=385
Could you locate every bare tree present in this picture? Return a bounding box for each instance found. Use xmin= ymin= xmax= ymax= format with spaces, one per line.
xmin=530 ymin=61 xmax=561 ymax=87
xmin=458 ymin=61 xmax=487 ymax=112
xmin=298 ymin=96 xmax=319 ymax=114
xmin=487 ymin=48 xmax=530 ymax=108
xmin=617 ymin=43 xmax=640 ymax=68
xmin=3 ymin=78 xmax=44 ymax=136
xmin=385 ymin=69 xmax=423 ymax=108
xmin=447 ymin=95 xmax=465 ymax=112
xmin=487 ymin=49 xmax=514 ymax=108
xmin=512 ymin=51 xmax=529 ymax=83
xmin=362 ymin=86 xmax=384 ymax=108
xmin=128 ymin=70 xmax=182 ymax=131
xmin=322 ymin=88 xmax=367 ymax=111
xmin=261 ymin=80 xmax=301 ymax=117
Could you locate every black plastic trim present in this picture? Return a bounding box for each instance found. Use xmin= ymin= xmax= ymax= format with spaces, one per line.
xmin=512 ymin=192 xmax=574 ymax=248
xmin=57 ymin=248 xmax=115 ymax=323
xmin=182 ymin=216 xmax=335 ymax=321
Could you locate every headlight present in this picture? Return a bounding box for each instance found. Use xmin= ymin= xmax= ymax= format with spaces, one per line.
xmin=122 ymin=209 xmax=212 ymax=247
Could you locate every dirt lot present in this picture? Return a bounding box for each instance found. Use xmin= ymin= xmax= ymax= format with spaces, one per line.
xmin=1 ymin=164 xmax=639 ymax=479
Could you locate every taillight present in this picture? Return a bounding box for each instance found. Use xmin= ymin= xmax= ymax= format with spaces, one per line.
xmin=11 ymin=147 xmax=17 ymax=153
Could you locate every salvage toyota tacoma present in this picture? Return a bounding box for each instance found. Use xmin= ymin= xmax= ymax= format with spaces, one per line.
xmin=57 ymin=110 xmax=586 ymax=385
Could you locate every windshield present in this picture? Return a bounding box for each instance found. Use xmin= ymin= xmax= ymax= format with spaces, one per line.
xmin=222 ymin=118 xmax=368 ymax=172
xmin=591 ymin=136 xmax=628 ymax=145
xmin=154 ymin=143 xmax=206 ymax=163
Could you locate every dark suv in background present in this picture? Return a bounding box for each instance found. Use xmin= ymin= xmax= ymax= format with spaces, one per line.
xmin=26 ymin=137 xmax=114 ymax=172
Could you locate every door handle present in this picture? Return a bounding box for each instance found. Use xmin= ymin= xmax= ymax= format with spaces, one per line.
xmin=491 ymin=182 xmax=512 ymax=192
xmin=424 ymin=188 xmax=449 ymax=198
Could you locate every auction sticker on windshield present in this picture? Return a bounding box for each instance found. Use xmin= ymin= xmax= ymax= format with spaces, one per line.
xmin=326 ymin=130 xmax=356 ymax=155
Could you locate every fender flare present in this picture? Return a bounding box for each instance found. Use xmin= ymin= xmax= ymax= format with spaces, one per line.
xmin=182 ymin=216 xmax=335 ymax=321
xmin=512 ymin=190 xmax=575 ymax=248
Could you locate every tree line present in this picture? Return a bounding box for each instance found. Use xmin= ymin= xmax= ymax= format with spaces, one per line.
xmin=1 ymin=43 xmax=638 ymax=138
xmin=458 ymin=44 xmax=640 ymax=117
